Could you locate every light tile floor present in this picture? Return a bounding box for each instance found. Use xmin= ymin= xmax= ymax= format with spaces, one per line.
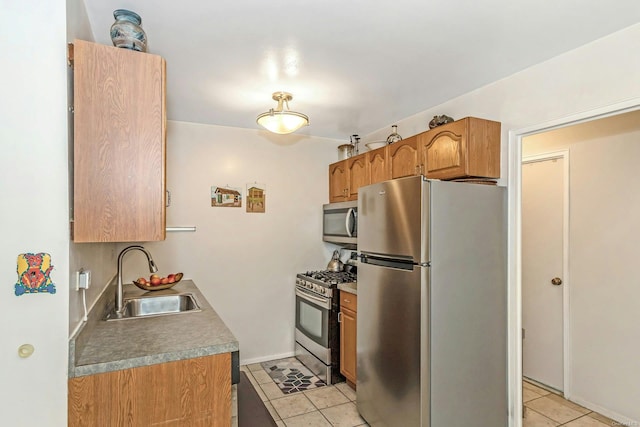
xmin=242 ymin=362 xmax=623 ymax=427
xmin=241 ymin=363 xmax=368 ymax=427
xmin=523 ymin=380 xmax=620 ymax=427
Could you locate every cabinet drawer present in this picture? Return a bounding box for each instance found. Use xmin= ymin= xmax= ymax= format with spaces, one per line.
xmin=340 ymin=291 xmax=357 ymax=312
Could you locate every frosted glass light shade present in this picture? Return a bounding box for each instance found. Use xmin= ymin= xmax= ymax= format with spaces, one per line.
xmin=256 ymin=92 xmax=309 ymax=134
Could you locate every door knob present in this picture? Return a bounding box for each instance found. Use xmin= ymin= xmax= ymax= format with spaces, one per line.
xmin=551 ymin=277 xmax=563 ymax=286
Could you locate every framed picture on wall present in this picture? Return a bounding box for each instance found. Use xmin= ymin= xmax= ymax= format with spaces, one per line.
xmin=211 ymin=185 xmax=242 ymax=207
xmin=246 ymin=183 xmax=266 ymax=213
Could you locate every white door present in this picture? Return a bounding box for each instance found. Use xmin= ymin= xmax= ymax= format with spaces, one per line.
xmin=522 ymin=154 xmax=567 ymax=392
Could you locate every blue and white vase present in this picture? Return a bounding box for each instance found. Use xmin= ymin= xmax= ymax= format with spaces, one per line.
xmin=110 ymin=9 xmax=147 ymax=52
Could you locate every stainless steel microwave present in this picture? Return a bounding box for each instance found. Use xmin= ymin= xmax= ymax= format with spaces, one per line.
xmin=323 ymin=200 xmax=357 ymax=246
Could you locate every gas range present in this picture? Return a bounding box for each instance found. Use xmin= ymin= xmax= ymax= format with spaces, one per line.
xmin=295 ymin=270 xmax=357 ymax=298
xmin=295 ymin=269 xmax=356 ymax=385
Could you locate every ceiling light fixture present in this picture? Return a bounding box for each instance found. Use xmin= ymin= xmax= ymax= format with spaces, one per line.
xmin=256 ymin=91 xmax=309 ymax=134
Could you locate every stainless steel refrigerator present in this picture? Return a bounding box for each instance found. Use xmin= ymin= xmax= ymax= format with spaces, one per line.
xmin=357 ymin=176 xmax=507 ymax=427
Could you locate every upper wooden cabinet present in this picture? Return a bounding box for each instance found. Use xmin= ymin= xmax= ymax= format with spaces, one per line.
xmin=72 ymin=40 xmax=166 ymax=242
xmin=347 ymin=155 xmax=368 ymax=200
xmin=367 ymin=145 xmax=389 ymax=185
xmin=420 ymin=117 xmax=501 ymax=179
xmin=327 ymin=117 xmax=500 ymax=201
xmin=329 ymin=160 xmax=349 ymax=203
xmin=388 ymin=135 xmax=419 ymax=179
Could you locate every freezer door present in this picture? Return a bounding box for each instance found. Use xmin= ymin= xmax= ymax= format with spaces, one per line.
xmin=358 ymin=176 xmax=427 ymax=262
xmin=356 ymin=258 xmax=426 ymax=427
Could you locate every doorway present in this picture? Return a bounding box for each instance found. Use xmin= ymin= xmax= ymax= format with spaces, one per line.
xmin=507 ymin=98 xmax=640 ymax=426
xmin=521 ymin=152 xmax=568 ymax=394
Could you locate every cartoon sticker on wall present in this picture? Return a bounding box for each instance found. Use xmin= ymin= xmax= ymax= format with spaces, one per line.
xmin=15 ymin=253 xmax=56 ymax=296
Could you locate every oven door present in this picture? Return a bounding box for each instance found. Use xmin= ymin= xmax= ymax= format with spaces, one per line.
xmin=295 ymin=287 xmax=331 ymax=363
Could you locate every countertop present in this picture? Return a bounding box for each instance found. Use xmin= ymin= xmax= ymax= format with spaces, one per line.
xmin=69 ymin=280 xmax=238 ymax=378
xmin=338 ymin=282 xmax=357 ymax=295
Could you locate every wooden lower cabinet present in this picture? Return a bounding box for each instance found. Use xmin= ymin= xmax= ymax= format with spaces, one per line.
xmin=68 ymin=353 xmax=231 ymax=427
xmin=339 ymin=291 xmax=357 ymax=386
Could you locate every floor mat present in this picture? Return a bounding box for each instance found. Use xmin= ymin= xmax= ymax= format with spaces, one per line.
xmin=238 ymin=372 xmax=277 ymax=427
xmin=260 ymin=357 xmax=326 ymax=394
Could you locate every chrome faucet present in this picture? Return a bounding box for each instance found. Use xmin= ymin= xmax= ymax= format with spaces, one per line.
xmin=116 ymin=245 xmax=158 ymax=313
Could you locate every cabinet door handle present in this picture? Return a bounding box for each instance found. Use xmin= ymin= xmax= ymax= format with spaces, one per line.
xmin=338 ymin=312 xmax=343 ymax=323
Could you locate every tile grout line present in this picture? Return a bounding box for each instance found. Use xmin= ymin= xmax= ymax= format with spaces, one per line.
xmin=244 ymin=363 xmax=365 ymax=426
xmin=525 ymin=407 xmax=560 ymax=425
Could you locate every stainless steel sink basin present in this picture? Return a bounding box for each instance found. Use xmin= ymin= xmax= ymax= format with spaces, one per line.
xmin=105 ymin=293 xmax=201 ymax=321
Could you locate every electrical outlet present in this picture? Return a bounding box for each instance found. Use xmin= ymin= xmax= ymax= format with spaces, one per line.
xmin=77 ymin=269 xmax=91 ymax=290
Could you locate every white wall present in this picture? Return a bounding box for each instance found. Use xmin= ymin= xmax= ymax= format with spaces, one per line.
xmin=0 ymin=1 xmax=69 ymax=425
xmin=361 ymin=23 xmax=640 ymax=425
xmin=522 ymin=111 xmax=640 ymax=421
xmin=119 ymin=121 xmax=342 ymax=363
xmin=363 ymin=23 xmax=640 ymax=186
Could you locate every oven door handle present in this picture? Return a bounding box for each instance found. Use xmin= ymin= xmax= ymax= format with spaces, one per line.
xmin=295 ymin=287 xmax=331 ymax=310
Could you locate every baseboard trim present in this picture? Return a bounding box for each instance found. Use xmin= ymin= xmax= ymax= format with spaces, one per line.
xmin=240 ymin=351 xmax=295 ymax=366
xmin=568 ymin=395 xmax=639 ymax=427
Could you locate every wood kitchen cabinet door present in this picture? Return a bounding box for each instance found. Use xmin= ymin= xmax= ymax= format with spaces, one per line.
xmin=72 ymin=39 xmax=166 ymax=242
xmin=329 ymin=160 xmax=349 ymax=203
xmin=68 ymin=353 xmax=231 ymax=426
xmin=367 ymin=145 xmax=390 ymax=185
xmin=388 ymin=135 xmax=419 ymax=179
xmin=340 ymin=291 xmax=357 ymax=386
xmin=420 ymin=117 xmax=501 ymax=180
xmin=347 ymin=154 xmax=368 ymax=200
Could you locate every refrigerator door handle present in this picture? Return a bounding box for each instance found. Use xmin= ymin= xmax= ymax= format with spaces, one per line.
xmin=360 ymin=253 xmax=417 ymax=270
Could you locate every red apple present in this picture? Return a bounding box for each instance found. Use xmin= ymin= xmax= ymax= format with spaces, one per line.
xmin=150 ymin=277 xmax=162 ymax=286
xmin=161 ymin=277 xmax=169 ymax=285
xmin=137 ymin=277 xmax=147 ymax=285
xmin=167 ymin=277 xmax=175 ymax=284
xmin=167 ymin=273 xmax=175 ymax=281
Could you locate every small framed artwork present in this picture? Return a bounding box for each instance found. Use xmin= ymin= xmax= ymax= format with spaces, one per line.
xmin=211 ymin=185 xmax=242 ymax=207
xmin=246 ymin=183 xmax=266 ymax=213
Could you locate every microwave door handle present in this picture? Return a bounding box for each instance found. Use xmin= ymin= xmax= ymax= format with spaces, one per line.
xmin=346 ymin=208 xmax=355 ymax=237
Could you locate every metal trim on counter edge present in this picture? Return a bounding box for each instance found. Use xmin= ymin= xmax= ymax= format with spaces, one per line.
xmin=166 ymin=226 xmax=196 ymax=232
xmin=231 ymin=350 xmax=240 ymax=385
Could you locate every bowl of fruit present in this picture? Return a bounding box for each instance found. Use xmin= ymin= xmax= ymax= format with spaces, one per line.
xmin=133 ymin=272 xmax=184 ymax=291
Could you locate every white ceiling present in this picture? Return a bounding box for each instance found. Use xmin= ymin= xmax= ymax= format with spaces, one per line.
xmin=83 ymin=1 xmax=640 ymax=141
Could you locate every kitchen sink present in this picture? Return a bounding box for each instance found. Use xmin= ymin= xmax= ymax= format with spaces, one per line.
xmin=105 ymin=293 xmax=201 ymax=321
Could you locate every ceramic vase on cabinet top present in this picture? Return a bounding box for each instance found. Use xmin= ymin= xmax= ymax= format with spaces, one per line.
xmin=110 ymin=9 xmax=147 ymax=52
xmin=386 ymin=125 xmax=403 ymax=144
